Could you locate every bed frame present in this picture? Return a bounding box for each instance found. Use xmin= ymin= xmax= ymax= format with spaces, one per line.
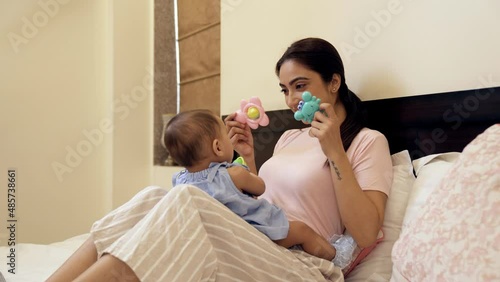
xmin=250 ymin=87 xmax=500 ymax=170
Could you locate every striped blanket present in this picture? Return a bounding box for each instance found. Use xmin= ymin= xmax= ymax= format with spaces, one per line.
xmin=91 ymin=185 xmax=344 ymax=281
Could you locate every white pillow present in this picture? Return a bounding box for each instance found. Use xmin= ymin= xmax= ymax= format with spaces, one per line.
xmin=346 ymin=150 xmax=415 ymax=281
xmin=391 ymin=124 xmax=500 ymax=281
xmin=404 ymin=152 xmax=460 ymax=225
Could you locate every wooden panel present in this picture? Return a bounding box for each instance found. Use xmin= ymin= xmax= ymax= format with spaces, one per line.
xmin=177 ymin=0 xmax=220 ymax=38
xmin=180 ymin=75 xmax=220 ymax=115
xmin=179 ymin=24 xmax=220 ymax=82
xmin=177 ymin=0 xmax=221 ymax=117
xmin=364 ymin=87 xmax=500 ymax=159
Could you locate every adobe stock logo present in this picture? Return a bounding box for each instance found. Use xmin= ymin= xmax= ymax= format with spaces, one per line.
xmin=221 ymin=0 xmax=244 ymax=17
xmin=340 ymin=0 xmax=404 ymax=63
xmin=51 ymin=66 xmax=161 ymax=183
xmin=7 ymin=0 xmax=72 ymax=54
xmin=410 ymin=75 xmax=498 ymax=159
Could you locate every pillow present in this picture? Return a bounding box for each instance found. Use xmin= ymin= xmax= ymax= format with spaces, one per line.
xmin=346 ymin=150 xmax=415 ymax=281
xmin=404 ymin=152 xmax=461 ymax=225
xmin=391 ymin=124 xmax=500 ymax=281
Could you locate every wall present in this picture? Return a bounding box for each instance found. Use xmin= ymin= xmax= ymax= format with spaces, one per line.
xmin=111 ymin=0 xmax=154 ymax=210
xmin=221 ymin=0 xmax=500 ymax=114
xmin=152 ymin=166 xmax=184 ymax=190
xmin=0 ymin=0 xmax=153 ymax=244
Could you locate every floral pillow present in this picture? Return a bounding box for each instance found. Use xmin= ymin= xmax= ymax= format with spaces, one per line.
xmin=391 ymin=124 xmax=500 ymax=281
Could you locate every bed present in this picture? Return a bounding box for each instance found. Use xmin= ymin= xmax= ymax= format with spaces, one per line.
xmin=1 ymin=87 xmax=499 ymax=281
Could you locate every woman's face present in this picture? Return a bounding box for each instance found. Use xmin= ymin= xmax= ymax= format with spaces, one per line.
xmin=278 ymin=60 xmax=336 ymax=113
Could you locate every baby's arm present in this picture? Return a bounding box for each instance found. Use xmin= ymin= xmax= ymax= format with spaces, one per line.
xmin=227 ymin=165 xmax=265 ymax=196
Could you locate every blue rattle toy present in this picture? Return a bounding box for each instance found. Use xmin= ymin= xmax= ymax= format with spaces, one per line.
xmin=294 ymin=91 xmax=321 ymax=123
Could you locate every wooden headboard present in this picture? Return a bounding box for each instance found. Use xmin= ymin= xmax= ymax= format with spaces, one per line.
xmin=249 ymin=87 xmax=500 ymax=170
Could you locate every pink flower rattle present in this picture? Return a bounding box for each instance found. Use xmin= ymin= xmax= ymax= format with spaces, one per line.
xmin=234 ymin=97 xmax=269 ymax=129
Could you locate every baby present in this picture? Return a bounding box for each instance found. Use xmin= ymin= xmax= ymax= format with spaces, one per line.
xmin=164 ymin=109 xmax=354 ymax=266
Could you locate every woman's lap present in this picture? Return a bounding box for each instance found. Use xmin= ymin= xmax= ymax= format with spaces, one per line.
xmin=91 ymin=185 xmax=343 ymax=282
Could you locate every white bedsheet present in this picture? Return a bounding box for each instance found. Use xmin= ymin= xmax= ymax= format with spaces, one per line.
xmin=0 ymin=233 xmax=88 ymax=281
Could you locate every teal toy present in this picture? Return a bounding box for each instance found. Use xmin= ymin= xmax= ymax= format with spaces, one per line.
xmin=294 ymin=91 xmax=321 ymax=123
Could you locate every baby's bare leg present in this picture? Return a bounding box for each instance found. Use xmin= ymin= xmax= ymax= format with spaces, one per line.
xmin=274 ymin=221 xmax=336 ymax=261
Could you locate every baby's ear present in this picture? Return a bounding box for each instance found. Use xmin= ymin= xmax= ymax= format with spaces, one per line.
xmin=212 ymin=139 xmax=223 ymax=156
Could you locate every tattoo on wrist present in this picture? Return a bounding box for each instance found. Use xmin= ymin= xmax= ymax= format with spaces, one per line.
xmin=329 ymin=160 xmax=342 ymax=181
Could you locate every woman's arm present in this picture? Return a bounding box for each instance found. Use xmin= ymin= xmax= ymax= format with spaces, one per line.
xmin=326 ymin=154 xmax=387 ymax=247
xmin=228 ymin=166 xmax=266 ymax=196
xmin=224 ymin=113 xmax=258 ymax=174
xmin=311 ymin=104 xmax=388 ymax=248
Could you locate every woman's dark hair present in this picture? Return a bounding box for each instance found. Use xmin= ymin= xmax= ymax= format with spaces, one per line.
xmin=164 ymin=109 xmax=221 ymax=167
xmin=275 ymin=37 xmax=366 ymax=151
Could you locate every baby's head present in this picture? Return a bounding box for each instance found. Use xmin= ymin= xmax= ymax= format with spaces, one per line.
xmin=164 ymin=109 xmax=234 ymax=168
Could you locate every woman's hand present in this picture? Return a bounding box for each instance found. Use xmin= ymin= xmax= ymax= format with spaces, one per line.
xmin=308 ymin=103 xmax=344 ymax=158
xmin=224 ymin=113 xmax=255 ymax=160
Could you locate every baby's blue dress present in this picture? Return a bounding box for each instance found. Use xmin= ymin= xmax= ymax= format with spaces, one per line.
xmin=172 ymin=162 xmax=289 ymax=240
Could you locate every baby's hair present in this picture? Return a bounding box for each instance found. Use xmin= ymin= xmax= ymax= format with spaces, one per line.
xmin=164 ymin=109 xmax=222 ymax=167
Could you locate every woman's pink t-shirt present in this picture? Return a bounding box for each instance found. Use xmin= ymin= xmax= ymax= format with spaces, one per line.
xmin=259 ymin=127 xmax=393 ymax=239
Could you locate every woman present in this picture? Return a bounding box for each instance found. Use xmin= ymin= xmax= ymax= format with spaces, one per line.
xmin=226 ymin=37 xmax=392 ymax=270
xmin=47 ymin=37 xmax=392 ymax=281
